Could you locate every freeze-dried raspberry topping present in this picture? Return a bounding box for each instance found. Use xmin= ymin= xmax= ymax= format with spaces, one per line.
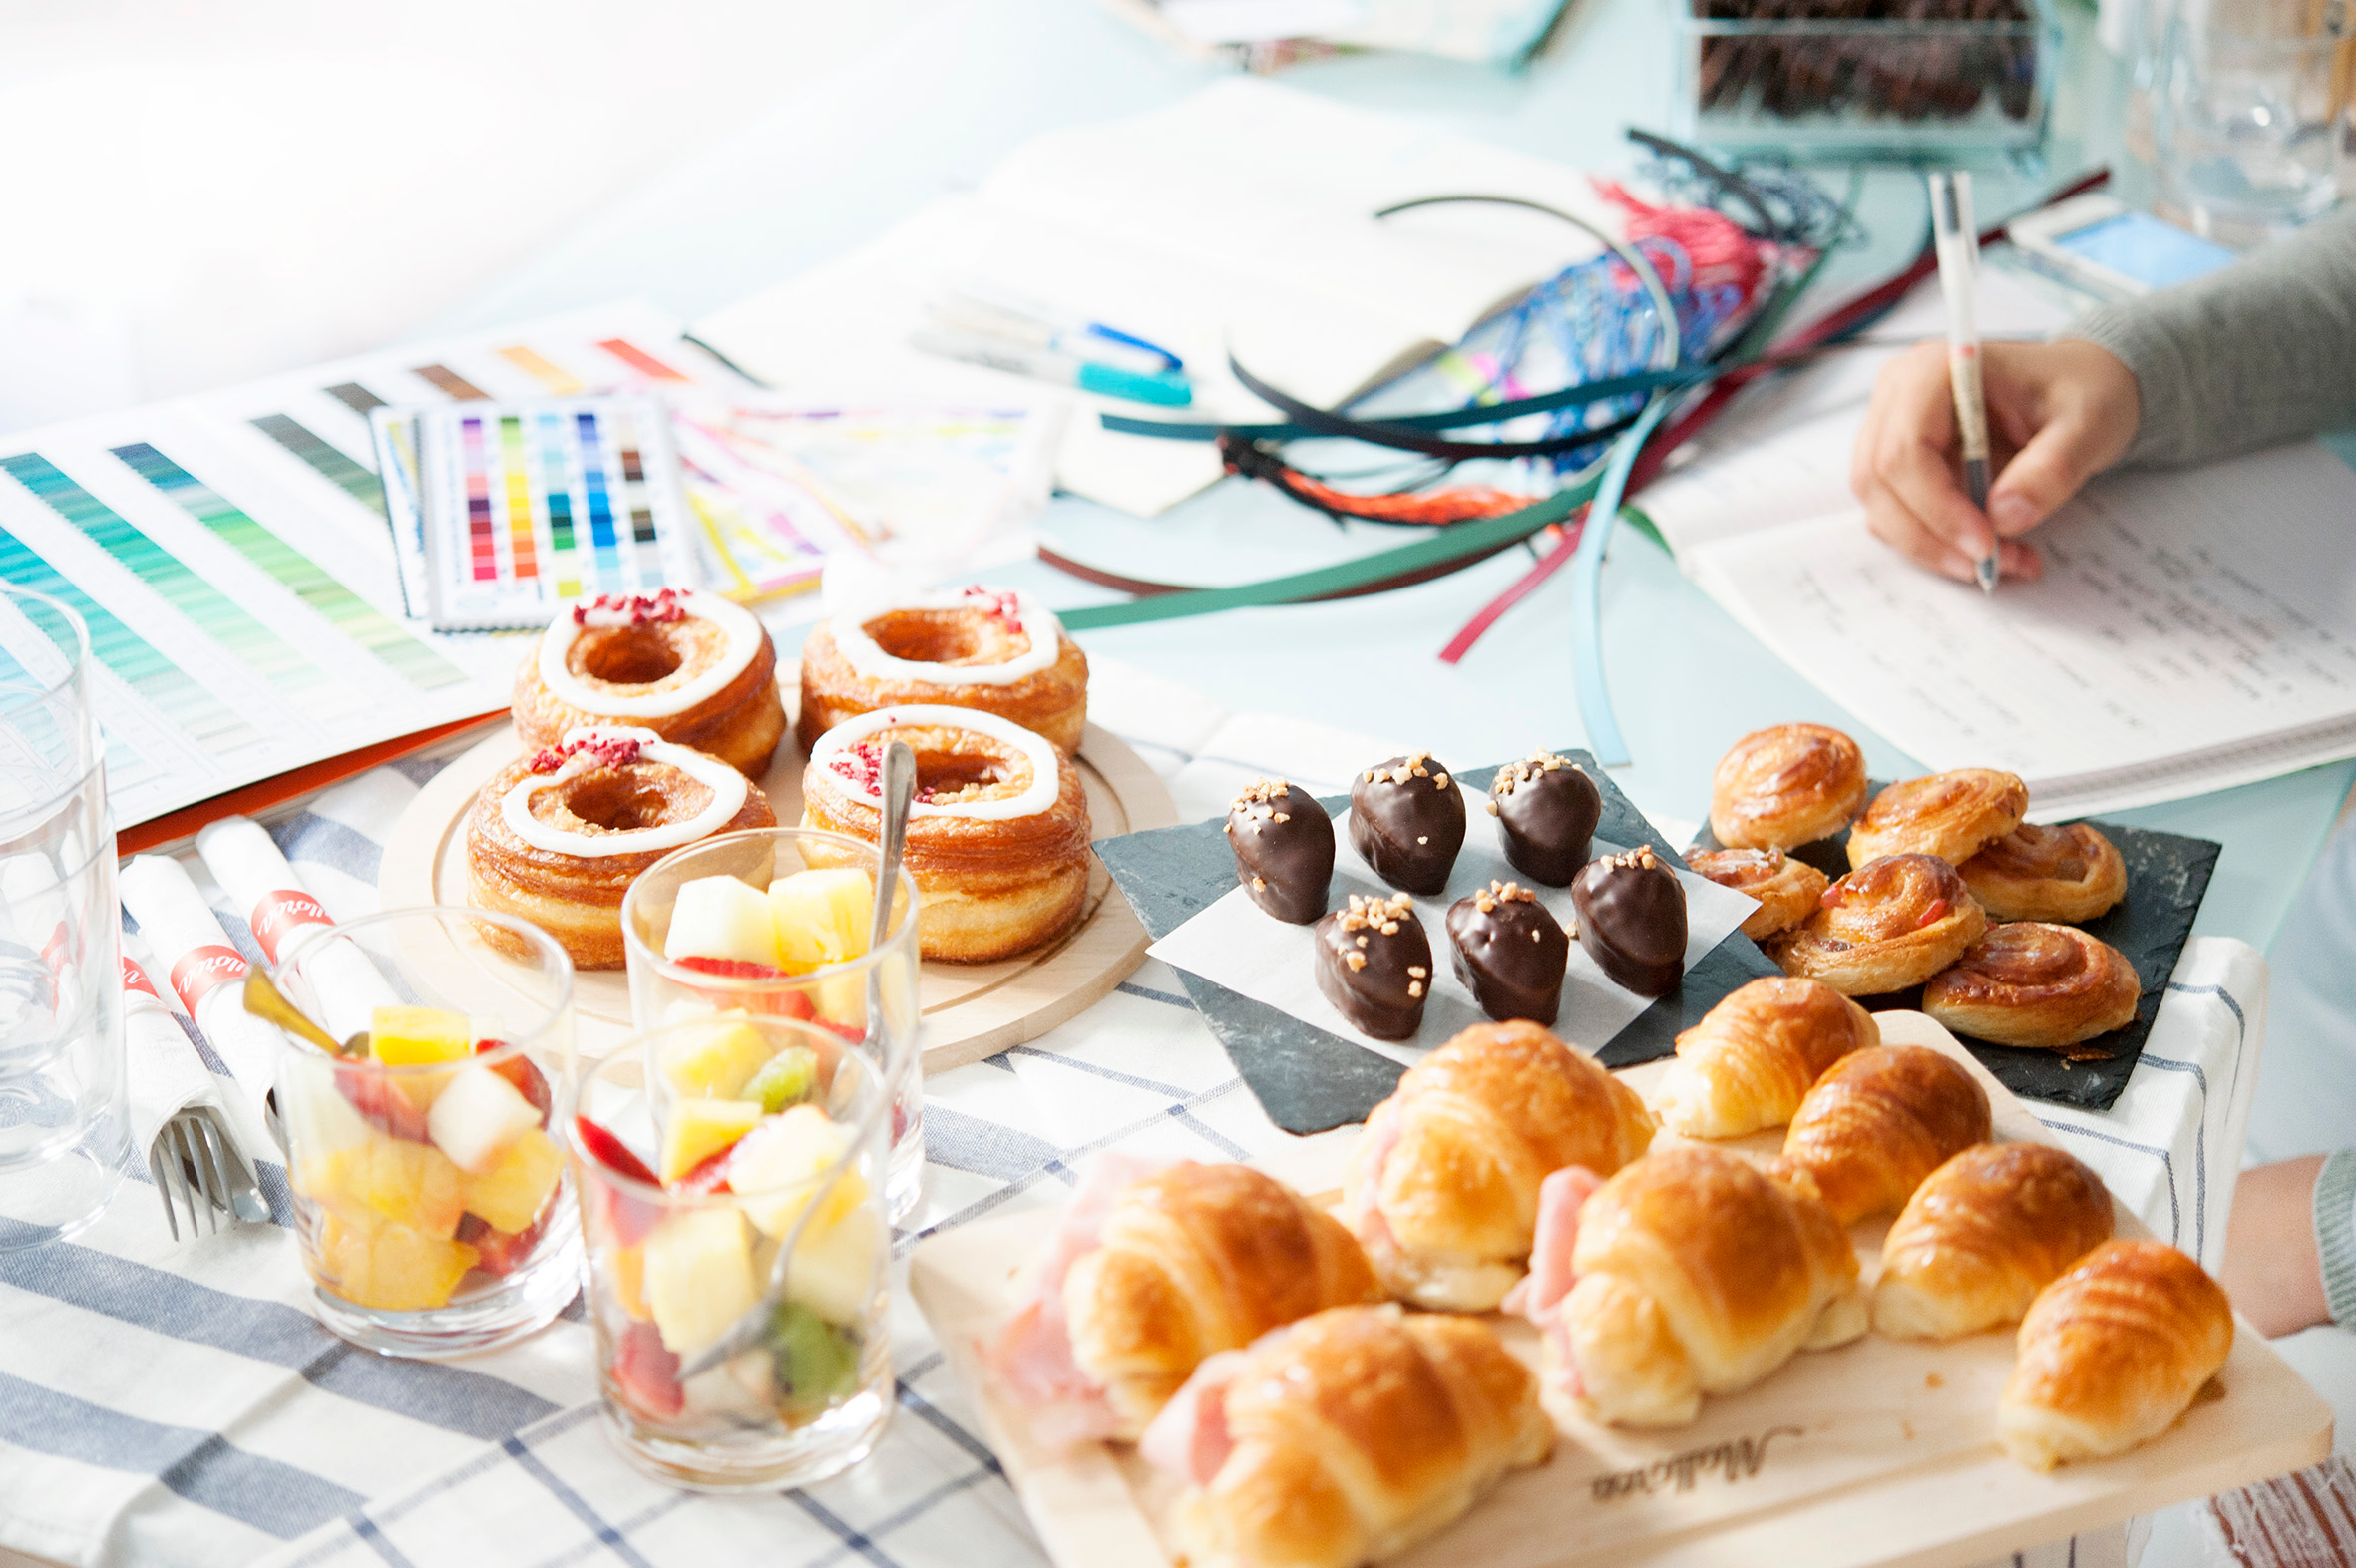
xmin=529 ymin=736 xmax=646 ymax=773
xmin=828 ymin=741 xmax=938 ymax=803
xmin=961 ymin=586 xmax=1022 ymax=629
xmin=573 ymin=588 xmax=686 ymax=627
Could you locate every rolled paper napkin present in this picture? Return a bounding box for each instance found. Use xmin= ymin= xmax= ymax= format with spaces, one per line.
xmin=0 ymin=852 xmax=80 ymax=1037
xmin=120 ymin=949 xmax=271 ymax=1199
xmin=195 ymin=815 xmax=394 ymax=1043
xmin=117 ymin=855 xmax=285 ymax=1141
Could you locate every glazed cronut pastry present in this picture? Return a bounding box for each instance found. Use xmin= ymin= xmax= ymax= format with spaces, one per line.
xmin=800 ymin=704 xmax=1090 ymax=963
xmin=513 ymin=588 xmax=784 ymax=777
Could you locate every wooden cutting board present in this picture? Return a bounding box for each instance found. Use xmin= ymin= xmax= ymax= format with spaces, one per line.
xmin=907 ymin=1012 xmax=2332 ymax=1568
xmin=379 ymin=667 xmax=1177 ymax=1073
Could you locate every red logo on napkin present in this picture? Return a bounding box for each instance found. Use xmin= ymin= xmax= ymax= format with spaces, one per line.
xmin=169 ymin=945 xmax=247 ymax=1015
xmin=249 ymin=889 xmax=332 ymax=964
xmin=122 ymin=957 xmax=160 ymax=999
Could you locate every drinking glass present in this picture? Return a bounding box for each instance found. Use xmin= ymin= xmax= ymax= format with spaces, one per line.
xmin=619 ymin=828 xmax=924 ymax=1223
xmin=566 ymin=1015 xmax=894 ymax=1491
xmin=267 ymin=908 xmax=577 ymax=1357
xmin=2158 ymin=0 xmax=2348 ymax=235
xmin=0 ymin=586 xmax=131 ymax=1248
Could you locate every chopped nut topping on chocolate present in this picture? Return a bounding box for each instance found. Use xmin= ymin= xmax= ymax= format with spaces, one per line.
xmin=1345 ymin=951 xmax=1368 ymax=972
xmin=1490 ymin=748 xmax=1581 ymax=798
xmin=1407 ymin=966 xmax=1428 ymax=979
xmin=1407 ymin=980 xmax=1424 ymax=997
xmin=1231 ymin=778 xmax=1294 ymax=811
xmin=1337 ymin=892 xmax=1416 ymax=935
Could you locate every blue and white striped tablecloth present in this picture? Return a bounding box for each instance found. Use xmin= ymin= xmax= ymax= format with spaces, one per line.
xmin=0 ymin=660 xmax=2269 ymax=1568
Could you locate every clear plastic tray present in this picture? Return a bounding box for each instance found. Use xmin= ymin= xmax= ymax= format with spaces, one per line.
xmin=1671 ymin=2 xmax=2057 ymax=159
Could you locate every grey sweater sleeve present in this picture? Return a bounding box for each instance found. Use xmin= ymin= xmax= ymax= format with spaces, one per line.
xmin=2058 ymin=205 xmax=2356 ymax=470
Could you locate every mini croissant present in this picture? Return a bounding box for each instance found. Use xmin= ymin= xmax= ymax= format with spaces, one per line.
xmin=1343 ymin=1021 xmax=1655 ymax=1312
xmin=1651 ymin=975 xmax=1880 ymax=1138
xmin=2000 ymin=1240 xmax=2233 ymax=1470
xmin=1775 ymin=1044 xmax=1991 ymax=1224
xmin=1874 ymin=1141 xmax=2115 ymax=1341
xmin=1511 ymin=1145 xmax=1865 ymax=1427
xmin=987 ymin=1158 xmax=1383 ymax=1444
xmin=1142 ymin=1305 xmax=1552 ymax=1568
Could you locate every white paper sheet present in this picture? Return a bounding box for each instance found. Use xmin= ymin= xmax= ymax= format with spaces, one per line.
xmin=1147 ymin=790 xmax=1759 ymax=1069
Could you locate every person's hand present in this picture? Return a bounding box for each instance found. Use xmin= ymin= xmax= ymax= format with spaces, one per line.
xmin=1849 ymin=338 xmax=2141 ymax=584
xmin=2222 ymin=1154 xmax=2332 ymax=1339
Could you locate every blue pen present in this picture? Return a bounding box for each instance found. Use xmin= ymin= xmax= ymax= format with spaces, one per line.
xmin=912 ymin=329 xmax=1193 ymax=406
xmin=935 ymin=281 xmax=1186 ymax=375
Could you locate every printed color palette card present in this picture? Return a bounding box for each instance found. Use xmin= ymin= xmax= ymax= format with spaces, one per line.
xmin=396 ymin=396 xmax=703 ymax=631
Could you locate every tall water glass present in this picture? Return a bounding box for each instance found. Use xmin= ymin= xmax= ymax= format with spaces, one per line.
xmin=2158 ymin=0 xmax=2348 ymax=235
xmin=620 ymin=828 xmax=925 ymax=1223
xmin=0 ymin=587 xmax=130 ymax=1248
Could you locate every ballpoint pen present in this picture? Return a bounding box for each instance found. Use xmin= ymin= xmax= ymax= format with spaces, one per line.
xmin=933 ymin=279 xmax=1187 ymax=377
xmin=912 ymin=327 xmax=1194 ymax=406
xmin=1927 ymin=170 xmax=1998 ymax=595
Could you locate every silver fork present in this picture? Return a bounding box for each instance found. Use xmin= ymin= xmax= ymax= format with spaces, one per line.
xmin=150 ymin=1107 xmax=267 ymax=1239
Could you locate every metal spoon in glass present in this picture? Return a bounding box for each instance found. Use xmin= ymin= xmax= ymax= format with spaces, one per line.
xmin=678 ymin=739 xmax=915 ymax=1381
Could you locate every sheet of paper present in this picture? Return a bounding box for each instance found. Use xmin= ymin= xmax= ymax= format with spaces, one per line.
xmin=1147 ymin=791 xmax=1759 ymax=1069
xmin=1688 ymin=441 xmax=2356 ymax=815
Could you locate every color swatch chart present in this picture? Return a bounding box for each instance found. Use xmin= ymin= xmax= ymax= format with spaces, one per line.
xmin=0 ymin=304 xmax=744 ymax=825
xmin=407 ymin=396 xmax=701 ymax=631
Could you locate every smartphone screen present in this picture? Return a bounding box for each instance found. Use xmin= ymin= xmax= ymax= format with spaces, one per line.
xmin=2051 ymin=211 xmax=2237 ymax=290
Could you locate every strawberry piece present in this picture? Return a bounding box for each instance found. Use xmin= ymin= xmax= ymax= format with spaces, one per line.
xmin=476 ymin=1038 xmax=552 ymax=1126
xmin=673 ymin=956 xmax=787 ymax=980
xmin=611 ymin=1320 xmax=685 ymax=1420
xmin=673 ymin=1144 xmax=736 ymax=1196
xmin=576 ymin=1115 xmax=663 ymax=1246
xmin=334 ymin=1062 xmax=431 ymax=1142
xmin=460 ymin=1206 xmax=552 ymax=1278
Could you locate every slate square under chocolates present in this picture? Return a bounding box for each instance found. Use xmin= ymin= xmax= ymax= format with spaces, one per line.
xmin=1096 ymin=748 xmax=1780 ymax=1136
xmin=1694 ymin=789 xmax=2219 ymax=1111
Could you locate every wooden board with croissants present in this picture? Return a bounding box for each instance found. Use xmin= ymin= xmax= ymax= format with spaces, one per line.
xmin=379 ymin=665 xmax=1177 ymax=1073
xmin=908 ymin=1011 xmax=2329 ymax=1568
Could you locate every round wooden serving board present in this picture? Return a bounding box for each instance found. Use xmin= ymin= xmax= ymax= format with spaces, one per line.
xmin=380 ymin=673 xmax=1177 ymax=1074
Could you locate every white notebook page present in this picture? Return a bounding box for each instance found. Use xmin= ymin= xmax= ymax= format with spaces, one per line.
xmin=1687 ymin=441 xmax=2356 ymax=815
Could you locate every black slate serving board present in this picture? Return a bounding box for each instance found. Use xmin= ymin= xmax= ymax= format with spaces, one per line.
xmin=1096 ymin=749 xmax=1781 ymax=1136
xmin=1694 ymin=791 xmax=2219 ymax=1111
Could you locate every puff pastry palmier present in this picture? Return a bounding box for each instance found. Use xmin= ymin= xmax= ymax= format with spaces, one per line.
xmin=1709 ymin=723 xmax=1869 ymax=851
xmin=1141 ymin=1305 xmax=1551 ymax=1568
xmin=1775 ymin=1044 xmax=1991 ymax=1223
xmin=1999 ymin=1239 xmax=2233 ymax=1470
xmin=1959 ymin=821 xmax=2128 ymax=923
xmin=1651 ymin=975 xmax=1879 ymax=1138
xmin=1686 ymin=847 xmax=1830 ymax=940
xmin=1510 ymin=1146 xmax=1865 ymax=1427
xmin=1343 ymin=1021 xmax=1655 ymax=1312
xmin=1767 ymin=854 xmax=1987 ymax=995
xmin=801 ymin=705 xmax=1089 ymax=963
xmin=1846 ymin=768 xmax=2028 ymax=869
xmin=1874 ymin=1141 xmax=2114 ymax=1341
xmin=1922 ymin=923 xmax=2142 ymax=1051
xmin=985 ymin=1158 xmax=1382 ymax=1446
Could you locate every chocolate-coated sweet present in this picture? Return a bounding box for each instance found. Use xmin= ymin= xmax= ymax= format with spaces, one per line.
xmin=1312 ymin=893 xmax=1431 ymax=1040
xmin=1571 ymin=846 xmax=1688 ymax=997
xmin=1487 ymin=750 xmax=1601 ymax=885
xmin=1446 ymin=879 xmax=1570 ymax=1025
xmin=1225 ymin=779 xmax=1334 ymax=924
xmin=1349 ymin=751 xmax=1464 ymax=895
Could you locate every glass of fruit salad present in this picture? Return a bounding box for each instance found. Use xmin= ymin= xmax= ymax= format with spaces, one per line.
xmin=620 ymin=828 xmax=923 ymax=1224
xmin=266 ymin=908 xmax=578 ymax=1358
xmin=566 ymin=1012 xmax=894 ymax=1490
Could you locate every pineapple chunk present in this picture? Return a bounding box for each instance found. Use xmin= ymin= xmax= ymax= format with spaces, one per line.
xmin=316 ymin=1211 xmax=478 ymax=1312
xmin=658 ymin=1017 xmax=774 ymax=1101
xmin=783 ymin=1201 xmax=881 ymax=1325
xmin=730 ymin=1105 xmax=870 ymax=1240
xmin=768 ymin=868 xmax=873 ymax=974
xmin=426 ymin=1064 xmax=542 ymax=1174
xmin=609 ymin=1244 xmax=652 ymax=1321
xmin=664 ymin=875 xmax=781 ymax=968
xmin=462 ymin=1126 xmax=565 ymax=1233
xmin=304 ymin=1132 xmax=467 ymax=1237
xmin=659 ymin=1097 xmax=763 ymax=1184
xmin=370 ymin=1005 xmax=473 ymax=1066
xmin=641 ymin=1206 xmax=758 ymax=1353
